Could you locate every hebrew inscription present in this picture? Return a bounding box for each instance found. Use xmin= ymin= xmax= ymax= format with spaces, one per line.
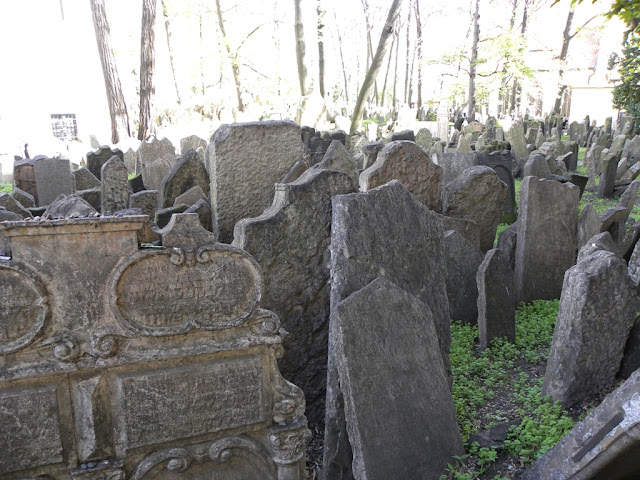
xmin=115 ymin=356 xmax=265 ymax=450
xmin=0 ymin=262 xmax=48 ymax=354
xmin=112 ymin=246 xmax=261 ymax=335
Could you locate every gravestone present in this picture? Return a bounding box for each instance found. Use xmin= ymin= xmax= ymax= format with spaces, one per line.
xmin=77 ymin=188 xmax=101 ymax=212
xmin=206 ymin=121 xmax=305 ymax=243
xmin=438 ymin=214 xmax=482 ymax=250
xmin=180 ymin=134 xmax=207 ymax=154
xmin=457 ymin=133 xmax=474 ymax=153
xmin=137 ymin=137 xmax=176 ymax=191
xmin=515 ymin=176 xmax=580 ymax=304
xmin=129 ymin=190 xmax=157 ymax=219
xmin=43 ymin=193 xmax=98 ymax=219
xmin=509 ymin=122 xmax=527 ymax=165
xmin=123 ymin=147 xmax=138 ymax=174
xmin=0 ymin=193 xmax=31 ymax=218
xmin=576 ymin=231 xmax=617 ymax=263
xmin=477 ymin=150 xmax=517 ymax=223
xmin=360 ymin=140 xmax=443 ymax=212
xmin=542 ymin=249 xmax=636 ymax=407
xmin=391 ymin=129 xmax=415 ymax=142
xmin=72 ymin=166 xmax=101 ymax=191
xmin=87 ymin=146 xmax=124 ymax=181
xmin=433 ymin=151 xmax=478 ymax=186
xmin=585 ymin=143 xmax=604 ymax=186
xmin=623 ymin=161 xmax=640 ymax=181
xmin=233 ymin=168 xmax=356 ymax=424
xmin=324 ymin=181 xmax=451 ymax=479
xmin=10 ymin=187 xmax=34 ymax=209
xmin=444 ymin=230 xmax=483 ymax=324
xmin=34 ymin=156 xmax=74 ymax=207
xmin=523 ymin=371 xmax=640 ymax=480
xmin=185 ymin=198 xmax=213 ymax=232
xmin=442 ymin=166 xmax=507 ymax=252
xmin=332 ymin=277 xmax=463 ymax=480
xmin=477 ymin=248 xmax=516 ymax=350
xmin=13 ymin=158 xmax=38 ymax=204
xmin=415 ymin=128 xmax=433 ymax=151
xmin=159 ymin=149 xmax=210 ymax=208
xmin=497 ymin=222 xmax=517 ymax=271
xmin=598 ymin=152 xmax=618 ymax=198
xmin=577 ymin=203 xmax=603 ymax=251
xmin=101 ymin=156 xmax=129 ymax=214
xmin=362 ymin=142 xmax=384 ymax=170
xmin=174 ymin=185 xmax=208 ymax=207
xmin=316 ymin=140 xmax=359 ymax=185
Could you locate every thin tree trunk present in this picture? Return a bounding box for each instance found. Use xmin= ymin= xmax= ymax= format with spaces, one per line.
xmin=392 ymin=20 xmax=400 ymax=108
xmin=199 ymin=4 xmax=205 ymax=95
xmin=333 ymin=11 xmax=350 ymax=103
xmin=381 ymin=26 xmax=396 ymax=107
xmin=161 ymin=0 xmax=181 ymax=105
xmin=403 ymin=0 xmax=413 ymax=104
xmin=216 ymin=0 xmax=244 ymax=112
xmin=361 ymin=0 xmax=380 ymax=106
xmin=317 ymin=0 xmax=326 ymax=97
xmin=90 ymin=0 xmax=131 ymax=144
xmin=467 ymin=0 xmax=480 ymax=121
xmin=294 ymin=0 xmax=308 ymax=96
xmin=350 ymin=0 xmax=404 ymax=134
xmin=414 ymin=0 xmax=422 ymax=107
xmin=138 ymin=0 xmax=157 ymax=141
xmin=408 ymin=39 xmax=417 ymax=106
xmin=553 ymin=8 xmax=574 ymax=114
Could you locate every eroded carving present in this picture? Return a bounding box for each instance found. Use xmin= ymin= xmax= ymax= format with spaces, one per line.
xmin=270 ymin=345 xmax=306 ymax=424
xmin=269 ymin=422 xmax=312 ymax=465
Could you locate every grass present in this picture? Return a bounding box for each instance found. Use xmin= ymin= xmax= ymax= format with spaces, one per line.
xmin=0 ymin=183 xmax=11 ymax=194
xmin=441 ymin=300 xmax=575 ymax=479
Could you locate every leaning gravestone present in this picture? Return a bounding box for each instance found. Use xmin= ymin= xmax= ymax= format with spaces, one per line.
xmin=86 ymin=145 xmax=124 ymax=180
xmin=477 ymin=248 xmax=516 ymax=350
xmin=10 ymin=187 xmax=34 ymax=209
xmin=444 ymin=230 xmax=484 ymax=324
xmin=442 ymin=165 xmax=507 ymax=252
xmin=523 ymin=370 xmax=640 ymax=480
xmin=0 ymin=193 xmax=31 ymax=218
xmin=180 ymin=134 xmax=207 ymax=155
xmin=13 ymin=158 xmax=38 ymax=204
xmin=72 ymin=166 xmax=101 ymax=191
xmin=0 ymin=213 xmax=310 ymax=479
xmin=159 ymin=149 xmax=210 ymax=208
xmin=233 ymin=168 xmax=356 ymax=424
xmin=360 ymin=141 xmax=443 ymax=212
xmin=323 ymin=180 xmax=451 ymax=479
xmin=515 ymin=177 xmax=580 ymax=304
xmin=316 ymin=140 xmax=359 ymax=185
xmin=542 ymin=248 xmax=636 ymax=407
xmin=137 ymin=137 xmax=176 ymax=191
xmin=432 ymin=151 xmax=478 ymax=186
xmin=34 ymin=156 xmax=74 ymax=207
xmin=333 ymin=277 xmax=463 ymax=480
xmin=101 ymin=156 xmax=129 ymax=214
xmin=206 ymin=121 xmax=305 ymax=243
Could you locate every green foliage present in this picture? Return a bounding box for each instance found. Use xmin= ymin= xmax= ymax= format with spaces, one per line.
xmin=0 ymin=184 xmax=12 ymax=194
xmin=515 ymin=300 xmax=559 ymax=363
xmin=610 ymin=30 xmax=640 ymax=133
xmin=494 ymin=223 xmax=510 ymax=246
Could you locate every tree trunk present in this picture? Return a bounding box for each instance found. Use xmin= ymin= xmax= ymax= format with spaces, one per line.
xmin=161 ymin=0 xmax=181 ymax=105
xmin=216 ymin=0 xmax=244 ymax=112
xmin=350 ymin=0 xmax=404 ymax=134
xmin=404 ymin=0 xmax=413 ymax=104
xmin=138 ymin=0 xmax=157 ymax=141
xmin=392 ymin=19 xmax=400 ymax=108
xmin=333 ymin=10 xmax=349 ymax=103
xmin=414 ymin=0 xmax=422 ymax=108
xmin=317 ymin=0 xmax=326 ymax=97
xmin=381 ymin=26 xmax=397 ymax=107
xmin=553 ymin=8 xmax=574 ymax=114
xmin=361 ymin=0 xmax=379 ymax=106
xmin=467 ymin=0 xmax=480 ymax=121
xmin=294 ymin=0 xmax=308 ymax=96
xmin=90 ymin=0 xmax=131 ymax=144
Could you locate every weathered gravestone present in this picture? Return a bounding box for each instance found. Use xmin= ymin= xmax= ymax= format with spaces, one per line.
xmin=415 ymin=128 xmax=433 ymax=151
xmin=361 ymin=142 xmax=384 ymax=170
xmin=477 ymin=248 xmax=515 ymax=350
xmin=10 ymin=187 xmax=34 ymax=209
xmin=442 ymin=165 xmax=507 ymax=252
xmin=477 ymin=150 xmax=517 ymax=224
xmin=180 ymin=134 xmax=207 ymax=155
xmin=123 ymin=147 xmax=138 ymax=174
xmin=523 ymin=152 xmax=552 ymax=178
xmin=542 ymin=248 xmax=637 ymax=407
xmin=42 ymin=194 xmax=98 ymax=219
xmin=0 ymin=193 xmax=31 ymax=218
xmin=101 ymin=156 xmax=129 ymax=214
xmin=432 ymin=151 xmax=478 ymax=186
xmin=0 ymin=213 xmax=310 ymax=478
xmin=87 ymin=146 xmax=124 ymax=180
xmin=34 ymin=156 xmax=74 ymax=207
xmin=206 ymin=121 xmax=305 ymax=243
xmin=598 ymin=152 xmax=619 ymax=198
xmin=159 ymin=149 xmax=210 ymax=208
xmin=523 ymin=370 xmax=640 ymax=480
xmin=174 ymin=185 xmax=208 ymax=207
xmin=129 ymin=190 xmax=158 ymax=219
xmin=332 ymin=277 xmax=463 ymax=480
xmin=72 ymin=166 xmax=101 ymax=191
xmin=515 ymin=176 xmax=579 ymax=304
xmin=137 ymin=137 xmax=176 ymax=191
xmin=13 ymin=158 xmax=38 ymax=204
xmin=233 ymin=168 xmax=356 ymax=424
xmin=316 ymin=140 xmax=359 ymax=185
xmin=323 ymin=181 xmax=451 ymax=479
xmin=360 ymin=141 xmax=443 ymax=212
xmin=509 ymin=121 xmax=528 ymax=165
xmin=444 ymin=230 xmax=483 ymax=324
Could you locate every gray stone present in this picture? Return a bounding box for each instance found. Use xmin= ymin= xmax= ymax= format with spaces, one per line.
xmin=123 ymin=147 xmax=138 ymax=174
xmin=609 ymin=135 xmax=627 ymax=158
xmin=0 ymin=193 xmax=32 ymax=218
xmin=184 ymin=198 xmax=214 ymax=232
xmin=598 ymin=152 xmax=619 ymax=198
xmin=280 ymin=160 xmax=308 ymax=184
xmin=86 ymin=146 xmax=124 ymax=180
xmin=497 ymin=222 xmax=517 ymax=271
xmin=180 ymin=134 xmax=207 ymax=155
xmin=619 ymin=317 xmax=640 ymax=380
xmin=515 ymin=176 xmax=580 ymax=304
xmin=137 ymin=137 xmax=176 ymax=191
xmin=542 ymin=250 xmax=636 ymax=407
xmin=477 ymin=150 xmax=517 ymax=224
xmin=457 ymin=133 xmax=474 ymax=153
xmin=438 ymin=214 xmax=482 ymax=251
xmin=524 ymin=370 xmax=640 ymax=480
xmin=72 ymin=167 xmax=100 ymax=191
xmin=444 ymin=230 xmax=484 ymax=324
xmin=628 ymin=239 xmax=640 ymax=288
xmin=13 ymin=159 xmax=37 ymax=205
xmin=617 ymin=180 xmax=640 ymax=222
xmin=577 ymin=203 xmax=602 ymax=251
xmin=362 ymin=142 xmax=384 ymax=170
xmin=233 ymin=168 xmax=356 ymax=424
xmin=129 ymin=190 xmax=158 ymax=219
xmin=477 ymin=248 xmax=516 ymax=351
xmin=129 ymin=173 xmax=145 ymax=193
xmin=101 ymin=156 xmax=129 ymax=214
xmin=442 ymin=166 xmax=507 ymax=252
xmin=159 ymin=149 xmax=210 ymax=208
xmin=155 ymin=204 xmax=189 ymax=228
xmin=43 ymin=194 xmax=98 ymax=219
xmin=523 ymin=153 xmax=551 ymax=178
xmin=577 ymin=232 xmax=618 ymax=263
xmin=316 ymin=140 xmax=359 ymax=185
xmin=622 ymin=160 xmax=640 ymax=181
xmin=332 ymin=277 xmax=463 ymax=480
xmin=569 ymin=173 xmax=588 ymax=198
xmin=361 ymin=141 xmax=443 ymax=211
xmin=76 ymin=188 xmax=101 ymax=212
xmin=10 ymin=187 xmax=34 ymax=209
xmin=509 ymin=121 xmax=527 ymax=165
xmin=173 ymin=185 xmax=208 ymax=207
xmin=34 ymin=156 xmax=74 ymax=207
xmin=415 ymin=128 xmax=433 ymax=151
xmin=206 ymin=121 xmax=305 ymax=243
xmin=390 ymin=129 xmax=415 ymax=142
xmin=0 ymin=206 xmax=24 ymax=222
xmin=323 ymin=181 xmax=451 ymax=478
xmin=432 ymin=151 xmax=478 ymax=186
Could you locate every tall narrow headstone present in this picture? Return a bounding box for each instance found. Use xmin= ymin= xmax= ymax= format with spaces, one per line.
xmin=444 ymin=230 xmax=483 ymax=324
xmin=86 ymin=146 xmax=124 ymax=180
xmin=137 ymin=137 xmax=176 ymax=191
xmin=34 ymin=156 xmax=74 ymax=207
xmin=159 ymin=149 xmax=210 ymax=208
xmin=101 ymin=156 xmax=129 ymax=214
xmin=598 ymin=152 xmax=618 ymax=198
xmin=333 ymin=277 xmax=463 ymax=480
xmin=515 ymin=177 xmax=580 ymax=304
